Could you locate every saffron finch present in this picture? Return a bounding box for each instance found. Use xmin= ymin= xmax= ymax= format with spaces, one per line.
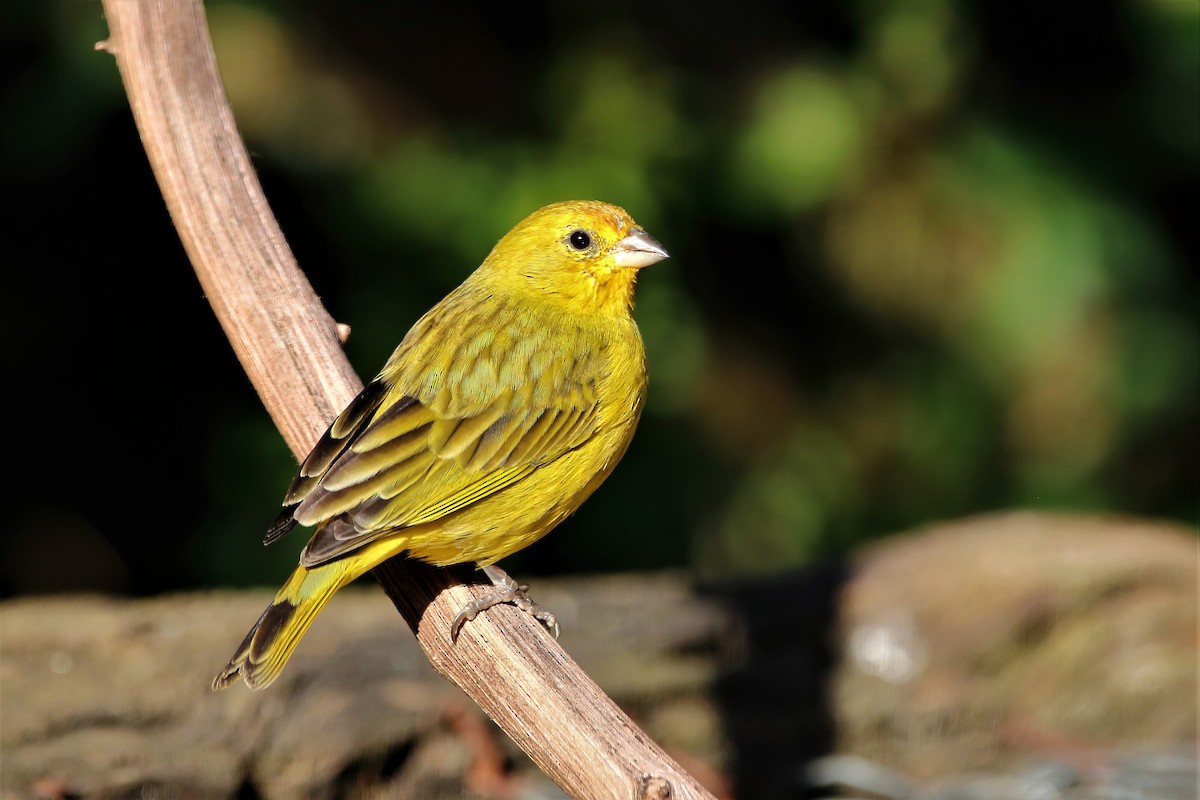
xmin=214 ymin=200 xmax=668 ymax=690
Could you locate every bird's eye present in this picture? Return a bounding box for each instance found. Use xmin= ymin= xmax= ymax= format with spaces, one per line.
xmin=568 ymin=230 xmax=592 ymax=251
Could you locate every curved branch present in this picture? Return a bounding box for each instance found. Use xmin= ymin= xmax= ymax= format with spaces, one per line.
xmin=97 ymin=2 xmax=715 ymax=799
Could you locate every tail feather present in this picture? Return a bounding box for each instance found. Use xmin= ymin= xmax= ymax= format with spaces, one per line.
xmin=212 ymin=560 xmax=353 ymax=691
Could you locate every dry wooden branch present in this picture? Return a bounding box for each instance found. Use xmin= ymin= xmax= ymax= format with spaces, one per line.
xmin=96 ymin=1 xmax=716 ymax=798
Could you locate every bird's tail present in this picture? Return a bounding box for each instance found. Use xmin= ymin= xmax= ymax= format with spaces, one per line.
xmin=212 ymin=559 xmax=355 ymax=691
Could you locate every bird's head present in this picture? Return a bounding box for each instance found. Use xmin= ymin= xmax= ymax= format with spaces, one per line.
xmin=477 ymin=200 xmax=669 ymax=316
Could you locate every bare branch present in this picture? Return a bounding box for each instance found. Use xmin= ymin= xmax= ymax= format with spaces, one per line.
xmin=97 ymin=2 xmax=716 ymax=798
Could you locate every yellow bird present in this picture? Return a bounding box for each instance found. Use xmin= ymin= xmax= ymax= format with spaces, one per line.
xmin=213 ymin=200 xmax=668 ymax=690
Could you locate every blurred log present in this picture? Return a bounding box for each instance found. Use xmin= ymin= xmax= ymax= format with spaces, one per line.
xmin=1 ymin=573 xmax=729 ymax=800
xmin=3 ymin=512 xmax=1195 ymax=799
xmin=830 ymin=510 xmax=1199 ymax=779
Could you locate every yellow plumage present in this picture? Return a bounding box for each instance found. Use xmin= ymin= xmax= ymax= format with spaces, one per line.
xmin=214 ymin=200 xmax=667 ymax=690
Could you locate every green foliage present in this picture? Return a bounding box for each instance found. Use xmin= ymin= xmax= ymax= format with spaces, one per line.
xmin=3 ymin=0 xmax=1195 ymax=592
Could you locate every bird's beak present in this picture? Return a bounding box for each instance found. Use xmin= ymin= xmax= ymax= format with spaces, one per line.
xmin=611 ymin=227 xmax=669 ymax=269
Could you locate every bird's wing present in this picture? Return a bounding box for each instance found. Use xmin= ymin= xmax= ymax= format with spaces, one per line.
xmin=268 ymin=311 xmax=604 ymax=566
xmin=263 ymin=379 xmax=390 ymax=546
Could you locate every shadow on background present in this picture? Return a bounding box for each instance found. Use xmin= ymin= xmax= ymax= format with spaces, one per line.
xmin=709 ymin=561 xmax=851 ymax=799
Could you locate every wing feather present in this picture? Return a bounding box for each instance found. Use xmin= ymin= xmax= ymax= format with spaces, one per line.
xmin=320 ymin=426 xmax=431 ymax=493
xmin=466 ymin=411 xmax=530 ymax=471
xmin=507 ymin=409 xmax=563 ymax=464
xmin=295 ymin=449 xmax=434 ymax=524
xmin=264 ymin=381 xmax=390 ymax=545
xmin=350 ymin=397 xmax=437 ymax=452
xmin=397 ymin=464 xmax=537 ymax=527
xmin=434 ymin=401 xmax=509 ymax=460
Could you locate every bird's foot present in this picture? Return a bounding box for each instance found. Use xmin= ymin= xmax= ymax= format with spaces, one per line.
xmin=451 ymin=564 xmax=560 ymax=642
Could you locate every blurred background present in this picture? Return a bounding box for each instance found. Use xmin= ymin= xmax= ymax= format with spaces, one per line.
xmin=0 ymin=0 xmax=1195 ymax=597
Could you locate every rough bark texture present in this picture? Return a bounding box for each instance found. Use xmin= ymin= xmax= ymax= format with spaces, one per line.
xmin=2 ymin=512 xmax=1195 ymax=799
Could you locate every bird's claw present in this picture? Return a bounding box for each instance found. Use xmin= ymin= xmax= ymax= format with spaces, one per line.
xmin=451 ymin=567 xmax=559 ymax=641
